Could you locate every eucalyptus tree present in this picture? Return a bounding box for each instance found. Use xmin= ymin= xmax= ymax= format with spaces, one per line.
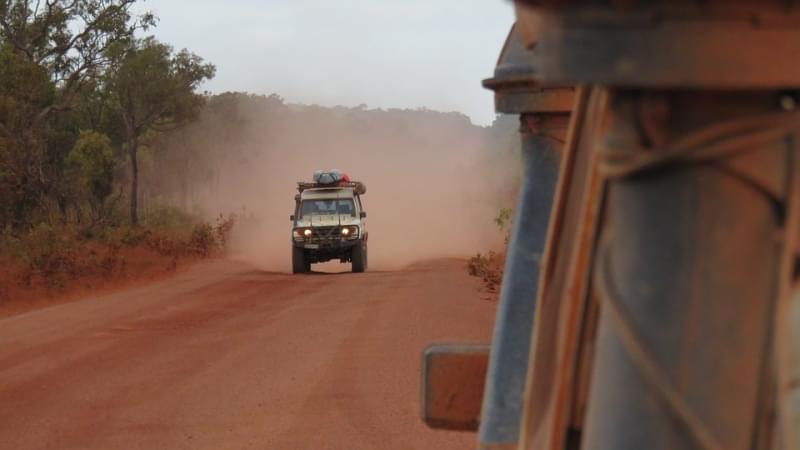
xmin=105 ymin=37 xmax=215 ymax=224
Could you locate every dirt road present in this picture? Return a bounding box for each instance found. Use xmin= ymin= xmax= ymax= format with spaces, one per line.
xmin=0 ymin=259 xmax=495 ymax=449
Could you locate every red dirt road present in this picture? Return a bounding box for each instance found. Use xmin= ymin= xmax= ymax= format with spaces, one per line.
xmin=0 ymin=259 xmax=495 ymax=449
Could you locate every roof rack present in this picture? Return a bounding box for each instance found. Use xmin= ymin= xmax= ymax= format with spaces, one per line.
xmin=297 ymin=181 xmax=366 ymax=195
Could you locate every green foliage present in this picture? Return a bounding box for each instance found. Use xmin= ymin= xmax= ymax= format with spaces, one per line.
xmin=0 ymin=44 xmax=55 ymax=114
xmin=495 ymin=207 xmax=513 ymax=244
xmin=0 ymin=1 xmax=219 ymax=230
xmin=467 ymin=207 xmax=517 ymax=294
xmin=0 ymin=44 xmax=56 ymax=226
xmin=0 ymin=1 xmax=155 ymax=113
xmin=105 ymin=36 xmax=216 ymax=224
xmin=495 ymin=207 xmax=513 ymax=231
xmin=66 ymin=131 xmax=115 ymax=208
xmin=0 ymin=2 xmax=225 ymax=293
xmin=0 ymin=1 xmax=154 ymax=229
xmin=107 ymin=38 xmax=216 ymax=131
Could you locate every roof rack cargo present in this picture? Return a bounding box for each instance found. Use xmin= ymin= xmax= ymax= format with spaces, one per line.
xmin=297 ymin=181 xmax=366 ymax=195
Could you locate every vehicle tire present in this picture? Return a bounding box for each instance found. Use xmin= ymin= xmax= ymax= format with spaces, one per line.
xmin=292 ymin=247 xmax=309 ymax=274
xmin=351 ymin=241 xmax=367 ymax=273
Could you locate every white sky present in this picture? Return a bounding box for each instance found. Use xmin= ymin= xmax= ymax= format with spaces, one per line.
xmin=137 ymin=1 xmax=515 ymax=126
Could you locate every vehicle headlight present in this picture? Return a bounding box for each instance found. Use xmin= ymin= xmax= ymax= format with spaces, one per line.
xmin=293 ymin=228 xmax=313 ymax=240
xmin=340 ymin=226 xmax=358 ymax=238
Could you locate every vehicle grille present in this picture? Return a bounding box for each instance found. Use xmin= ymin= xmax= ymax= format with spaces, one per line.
xmin=308 ymin=226 xmax=342 ymax=241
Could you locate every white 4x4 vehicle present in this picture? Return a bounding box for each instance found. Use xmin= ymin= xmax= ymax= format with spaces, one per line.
xmin=290 ymin=179 xmax=368 ymax=273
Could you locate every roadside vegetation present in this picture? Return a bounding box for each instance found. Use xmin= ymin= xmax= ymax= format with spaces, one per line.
xmin=468 ymin=207 xmax=514 ymax=295
xmin=0 ymin=1 xmax=224 ymax=305
xmin=0 ymin=211 xmax=234 ymax=292
xmin=465 ymin=114 xmax=520 ymax=296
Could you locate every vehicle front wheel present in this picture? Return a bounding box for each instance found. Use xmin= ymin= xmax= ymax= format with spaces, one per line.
xmin=351 ymin=241 xmax=367 ymax=273
xmin=292 ymin=247 xmax=310 ymax=274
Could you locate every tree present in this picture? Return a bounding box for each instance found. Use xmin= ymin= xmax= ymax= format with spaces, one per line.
xmin=0 ymin=43 xmax=54 ymax=226
xmin=0 ymin=0 xmax=154 ymax=121
xmin=0 ymin=0 xmax=152 ymax=228
xmin=65 ymin=130 xmax=114 ymax=223
xmin=105 ymin=37 xmax=215 ymax=224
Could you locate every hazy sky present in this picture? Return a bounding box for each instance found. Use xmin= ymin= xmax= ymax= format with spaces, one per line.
xmin=137 ymin=1 xmax=514 ymax=126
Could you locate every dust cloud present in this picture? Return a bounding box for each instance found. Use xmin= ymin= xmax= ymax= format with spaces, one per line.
xmin=177 ymin=99 xmax=519 ymax=272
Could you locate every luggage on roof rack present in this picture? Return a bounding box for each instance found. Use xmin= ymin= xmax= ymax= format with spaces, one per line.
xmin=297 ymin=180 xmax=366 ymax=195
xmin=302 ymin=169 xmax=365 ymax=194
xmin=312 ymin=169 xmax=345 ymax=185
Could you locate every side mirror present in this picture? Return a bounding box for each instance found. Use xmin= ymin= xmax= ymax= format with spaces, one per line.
xmin=421 ymin=343 xmax=489 ymax=432
xmin=290 ymin=215 xmax=295 ymax=221
xmin=360 ymin=211 xmax=367 ymax=219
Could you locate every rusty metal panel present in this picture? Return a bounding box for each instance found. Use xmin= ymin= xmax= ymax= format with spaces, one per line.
xmin=775 ymin=136 xmax=800 ymax=450
xmin=789 ymin=291 xmax=800 ymax=448
xmin=517 ymin=86 xmax=607 ymax=450
xmin=478 ymin=115 xmax=565 ymax=449
xmin=513 ymin=3 xmax=800 ymax=88
xmin=482 ymin=23 xmax=575 ymax=115
xmin=421 ymin=344 xmax=490 ymax=432
xmin=479 ymin=23 xmax=575 ymax=450
xmin=582 ymin=90 xmax=792 ymax=450
xmin=515 ymin=93 xmax=589 ymax=450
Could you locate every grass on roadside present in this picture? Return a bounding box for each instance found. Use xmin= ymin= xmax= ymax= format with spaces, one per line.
xmin=0 ymin=206 xmax=236 ymax=294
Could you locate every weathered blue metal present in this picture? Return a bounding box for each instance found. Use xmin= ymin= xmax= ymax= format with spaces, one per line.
xmin=479 ymin=23 xmax=573 ymax=449
xmin=584 ymin=91 xmax=791 ymax=450
xmin=479 ymin=120 xmax=563 ymax=448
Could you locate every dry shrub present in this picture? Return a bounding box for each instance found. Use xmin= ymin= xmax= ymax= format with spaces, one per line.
xmin=468 ymin=251 xmax=505 ymax=293
xmin=188 ymin=223 xmax=215 ymax=257
xmin=10 ymin=224 xmax=80 ymax=288
xmin=188 ymin=213 xmax=236 ymax=257
xmin=145 ymin=232 xmax=183 ymax=257
xmin=467 ymin=207 xmax=513 ymax=294
xmin=2 ymin=211 xmax=238 ymax=293
xmin=214 ymin=213 xmax=236 ymax=248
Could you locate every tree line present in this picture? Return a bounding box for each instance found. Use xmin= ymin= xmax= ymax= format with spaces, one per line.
xmin=0 ymin=0 xmax=214 ymax=230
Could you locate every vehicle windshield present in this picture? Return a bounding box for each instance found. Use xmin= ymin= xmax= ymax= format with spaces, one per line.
xmin=300 ymin=199 xmax=355 ymax=218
